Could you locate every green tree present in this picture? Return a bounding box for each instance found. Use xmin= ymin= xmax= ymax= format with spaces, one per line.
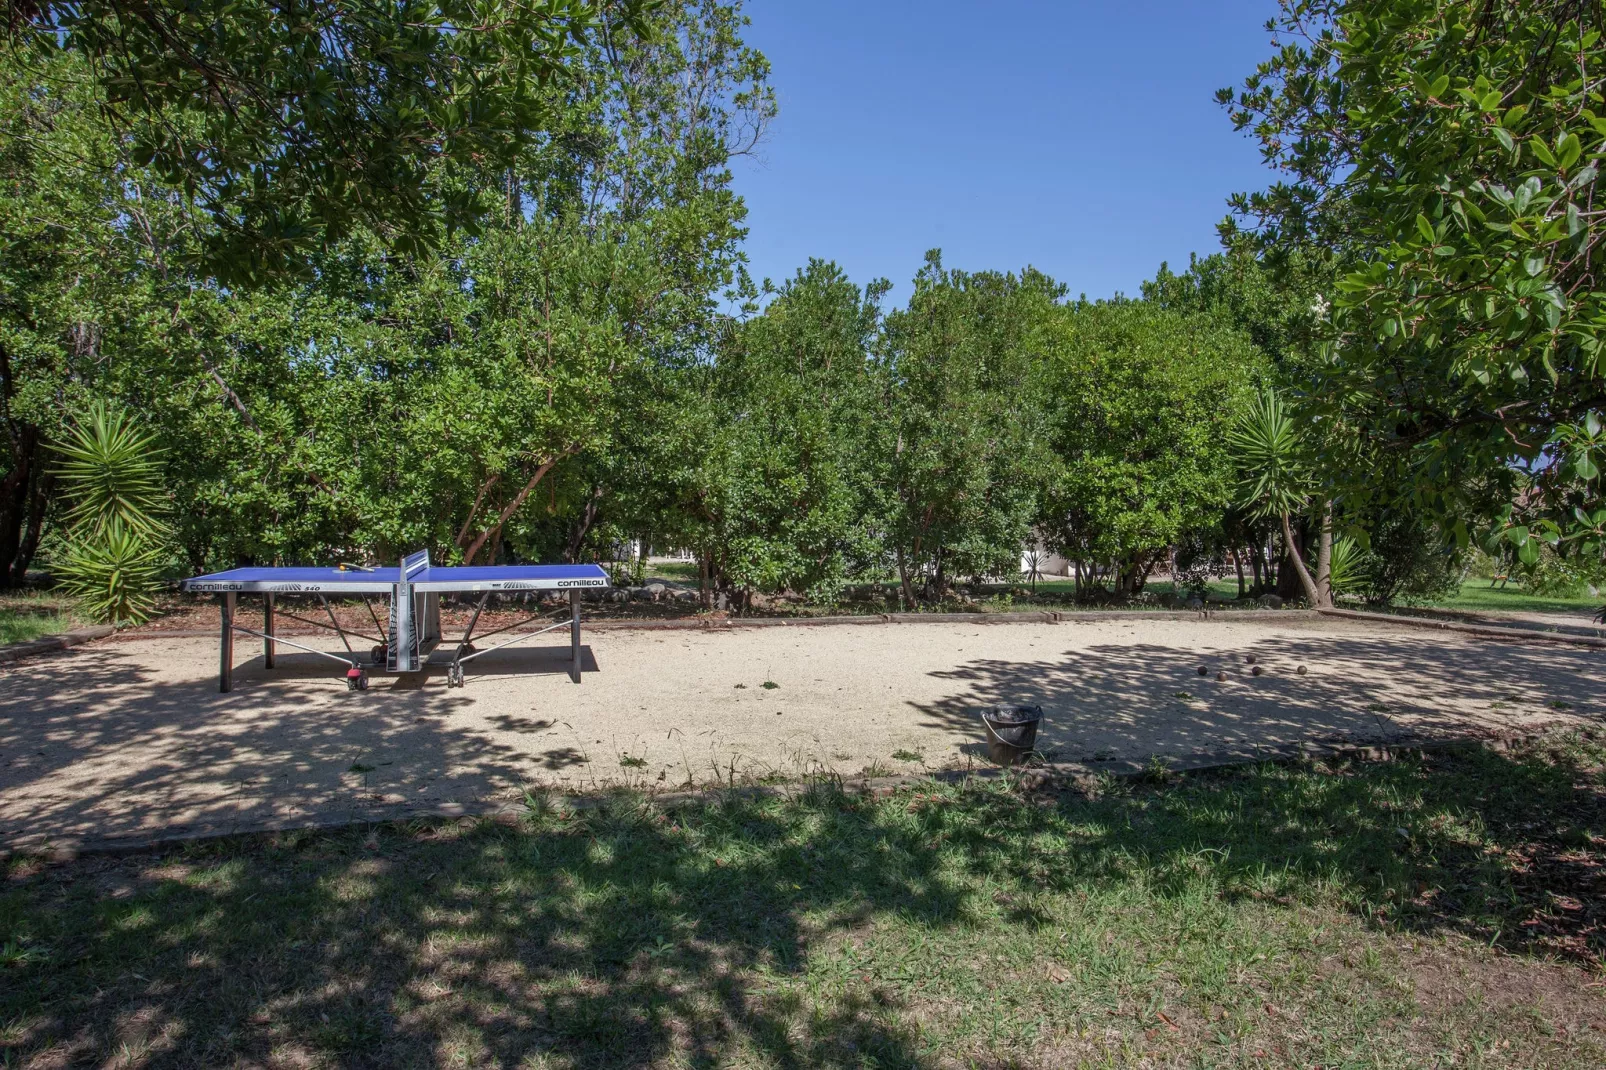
xmin=878 ymin=253 xmax=1060 ymax=606
xmin=1221 ymin=0 xmax=1606 ymax=588
xmin=1229 ymin=388 xmax=1327 ymax=605
xmin=0 ymin=2 xmax=771 ymax=578
xmin=691 ymin=260 xmax=886 ymax=607
xmin=1142 ymin=249 xmax=1328 ymax=375
xmin=1037 ymin=300 xmax=1265 ymax=597
xmin=0 ymin=50 xmax=132 ymax=586
xmin=4 ymin=0 xmax=654 ymax=279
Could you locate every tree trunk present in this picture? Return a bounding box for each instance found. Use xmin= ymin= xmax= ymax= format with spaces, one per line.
xmin=564 ymin=484 xmax=604 ymax=563
xmin=1132 ymin=550 xmax=1155 ymax=595
xmin=0 ymin=428 xmax=42 ymax=589
xmin=1232 ymin=548 xmax=1246 ymax=598
xmin=1279 ymin=511 xmax=1323 ymax=607
xmin=461 ymin=459 xmax=560 ymax=565
xmin=13 ymin=468 xmax=53 ymax=585
xmin=1116 ymin=556 xmax=1138 ymax=598
xmin=895 ymin=544 xmax=912 ymax=609
xmin=1275 ymin=523 xmax=1304 ymax=601
xmin=1314 ymin=500 xmax=1334 ymax=607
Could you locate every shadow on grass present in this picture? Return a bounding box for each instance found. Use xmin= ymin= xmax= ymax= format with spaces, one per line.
xmin=2 ymin=732 xmax=1604 ymax=1066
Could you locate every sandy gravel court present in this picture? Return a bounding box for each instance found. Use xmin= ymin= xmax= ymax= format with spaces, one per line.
xmin=1 ymin=614 xmax=1600 ymax=849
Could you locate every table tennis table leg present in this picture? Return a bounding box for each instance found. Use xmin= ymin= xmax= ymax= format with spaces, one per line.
xmin=263 ymin=593 xmax=275 ymax=669
xmin=570 ymin=589 xmax=581 ymax=684
xmin=219 ymin=592 xmax=235 ymax=693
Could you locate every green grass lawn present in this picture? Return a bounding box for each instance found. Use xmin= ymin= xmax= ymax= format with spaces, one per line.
xmin=644 ymin=559 xmax=701 ymax=584
xmin=1415 ymin=581 xmax=1601 ymax=617
xmin=1024 ymin=577 xmax=1244 ymax=601
xmin=0 ymin=593 xmax=78 ymax=645
xmin=5 ymin=731 xmax=1605 ymax=1067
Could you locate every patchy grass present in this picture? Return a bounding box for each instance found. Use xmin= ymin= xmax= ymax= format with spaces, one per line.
xmin=645 ymin=560 xmax=701 ymax=584
xmin=1415 ymin=582 xmax=1601 ymax=617
xmin=4 ymin=731 xmax=1606 ymax=1067
xmin=0 ymin=592 xmax=80 ymax=645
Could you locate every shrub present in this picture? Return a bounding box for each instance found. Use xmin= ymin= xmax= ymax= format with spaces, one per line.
xmin=1356 ymin=508 xmax=1463 ymax=607
xmin=51 ymin=401 xmax=170 ymax=625
xmin=54 ymin=519 xmax=166 ymax=624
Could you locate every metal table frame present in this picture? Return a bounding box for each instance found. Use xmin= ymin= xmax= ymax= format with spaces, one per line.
xmin=184 ymin=553 xmax=607 ymax=693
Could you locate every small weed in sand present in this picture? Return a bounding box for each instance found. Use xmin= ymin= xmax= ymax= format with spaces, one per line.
xmin=1138 ymin=754 xmax=1176 ymax=785
xmin=618 ymin=754 xmax=648 ymax=769
xmin=890 ymin=749 xmax=923 ymax=763
xmin=760 ymin=680 xmax=779 ymax=690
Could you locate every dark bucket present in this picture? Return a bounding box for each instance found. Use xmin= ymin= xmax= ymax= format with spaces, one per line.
xmin=980 ymin=705 xmax=1042 ymax=766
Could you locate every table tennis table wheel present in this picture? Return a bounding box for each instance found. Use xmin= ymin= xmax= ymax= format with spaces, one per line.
xmin=346 ymin=667 xmax=369 ymax=691
xmin=370 ymin=644 xmax=386 ymax=666
xmin=447 ymin=663 xmax=464 ymax=688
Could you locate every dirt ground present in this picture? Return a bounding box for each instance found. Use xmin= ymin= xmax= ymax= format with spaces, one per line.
xmin=1 ymin=614 xmax=1600 ymax=851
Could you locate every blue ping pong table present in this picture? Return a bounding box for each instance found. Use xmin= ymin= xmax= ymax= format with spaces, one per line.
xmin=179 ymin=550 xmax=610 ymax=693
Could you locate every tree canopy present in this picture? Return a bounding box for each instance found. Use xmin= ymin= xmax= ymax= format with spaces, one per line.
xmin=1037 ymin=299 xmax=1265 ymax=596
xmin=12 ymin=0 xmax=1603 ymax=618
xmin=1221 ymin=0 xmax=1606 ymax=575
xmin=3 ymin=0 xmax=658 ymax=279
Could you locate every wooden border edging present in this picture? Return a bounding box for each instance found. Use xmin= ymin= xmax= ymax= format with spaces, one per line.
xmin=1318 ymin=606 xmax=1606 ymax=650
xmin=0 ymin=625 xmax=116 ymax=665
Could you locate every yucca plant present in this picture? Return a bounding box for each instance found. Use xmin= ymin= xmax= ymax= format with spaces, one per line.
xmin=54 ymin=518 xmax=167 ymax=624
xmin=52 ymin=401 xmax=171 ymax=625
xmin=1228 ymin=388 xmax=1325 ymax=607
xmin=53 ymin=401 xmax=168 ymax=537
xmin=1325 ymin=535 xmax=1364 ymax=597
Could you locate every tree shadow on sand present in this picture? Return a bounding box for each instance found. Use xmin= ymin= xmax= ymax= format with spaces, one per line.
xmin=909 ymin=632 xmax=1601 ymax=764
xmin=0 ymin=643 xmax=608 ymax=847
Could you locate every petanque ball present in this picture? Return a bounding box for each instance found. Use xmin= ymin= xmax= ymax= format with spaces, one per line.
xmin=1245 ymin=654 xmax=1258 ymax=665
xmin=1297 ymin=665 xmax=1308 ymax=675
xmin=1251 ymin=666 xmax=1264 ymax=676
xmin=1216 ymin=671 xmax=1227 ymax=682
xmin=1197 ymin=665 xmax=1209 ymax=675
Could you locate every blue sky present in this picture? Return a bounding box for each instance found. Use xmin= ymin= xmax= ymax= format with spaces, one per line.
xmin=730 ymin=0 xmax=1283 ymax=305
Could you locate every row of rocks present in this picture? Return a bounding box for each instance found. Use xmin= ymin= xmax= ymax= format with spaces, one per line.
xmin=573 ymin=582 xmax=700 ymax=605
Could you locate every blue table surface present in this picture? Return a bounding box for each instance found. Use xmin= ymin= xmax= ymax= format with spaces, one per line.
xmin=417 ymin=564 xmax=608 ymax=583
xmin=186 ymin=563 xmax=609 ymax=584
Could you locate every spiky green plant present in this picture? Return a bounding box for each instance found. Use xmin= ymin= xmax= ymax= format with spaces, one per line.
xmin=52 ymin=402 xmax=170 ymax=625
xmin=53 ymin=401 xmax=167 ymax=537
xmin=1228 ymin=388 xmax=1323 ymax=606
xmin=1326 ymin=535 xmax=1364 ymax=596
xmin=1228 ymin=389 xmax=1308 ymax=522
xmin=53 ymin=518 xmax=166 ymax=625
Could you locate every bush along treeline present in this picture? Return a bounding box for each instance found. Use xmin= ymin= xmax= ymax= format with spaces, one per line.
xmin=3 ymin=0 xmax=1603 ymax=622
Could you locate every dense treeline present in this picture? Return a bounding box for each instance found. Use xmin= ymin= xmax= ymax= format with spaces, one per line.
xmin=0 ymin=2 xmax=1284 ymax=611
xmin=3 ymin=0 xmax=1603 ymax=619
